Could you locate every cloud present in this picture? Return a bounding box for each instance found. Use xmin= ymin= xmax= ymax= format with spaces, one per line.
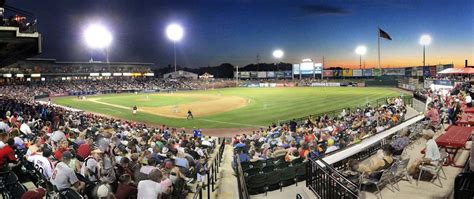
xmin=299 ymin=4 xmax=349 ymax=16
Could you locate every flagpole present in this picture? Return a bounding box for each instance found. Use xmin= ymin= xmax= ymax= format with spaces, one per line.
xmin=378 ymin=28 xmax=381 ymax=68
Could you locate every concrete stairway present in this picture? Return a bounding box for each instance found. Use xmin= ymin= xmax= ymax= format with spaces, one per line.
xmin=214 ymin=144 xmax=240 ymax=199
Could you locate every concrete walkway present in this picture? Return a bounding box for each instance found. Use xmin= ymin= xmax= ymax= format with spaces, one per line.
xmin=214 ymin=144 xmax=240 ymax=199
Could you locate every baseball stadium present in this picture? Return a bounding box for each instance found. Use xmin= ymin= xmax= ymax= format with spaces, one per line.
xmin=0 ymin=1 xmax=473 ymax=199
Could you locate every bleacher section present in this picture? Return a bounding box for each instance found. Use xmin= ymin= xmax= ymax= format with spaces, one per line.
xmin=0 ymin=4 xmax=41 ymax=66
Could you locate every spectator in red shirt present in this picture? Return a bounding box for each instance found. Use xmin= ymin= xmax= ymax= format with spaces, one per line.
xmin=299 ymin=143 xmax=310 ymax=160
xmin=76 ymin=138 xmax=92 ymax=161
xmin=304 ymin=132 xmax=316 ymax=143
xmin=0 ymin=138 xmax=18 ymax=172
xmin=425 ymin=104 xmax=440 ymax=128
xmin=115 ymin=174 xmax=137 ymax=199
xmin=53 ymin=139 xmax=69 ymax=161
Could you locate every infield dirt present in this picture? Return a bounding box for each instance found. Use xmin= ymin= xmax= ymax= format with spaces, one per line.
xmin=87 ymin=93 xmax=249 ymax=119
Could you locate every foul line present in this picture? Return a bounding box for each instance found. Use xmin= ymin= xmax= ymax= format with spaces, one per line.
xmin=85 ymin=98 xmax=263 ymax=128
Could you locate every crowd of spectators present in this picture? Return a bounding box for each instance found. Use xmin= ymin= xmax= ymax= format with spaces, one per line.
xmin=0 ymin=78 xmax=196 ymax=102
xmin=232 ymin=97 xmax=407 ymax=169
xmin=0 ymin=95 xmax=218 ymax=198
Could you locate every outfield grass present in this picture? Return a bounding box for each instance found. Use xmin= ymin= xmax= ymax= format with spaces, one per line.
xmin=53 ymin=87 xmax=401 ymax=129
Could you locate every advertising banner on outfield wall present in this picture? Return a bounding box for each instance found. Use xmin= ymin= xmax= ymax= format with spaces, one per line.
xmin=372 ymin=68 xmax=382 ymax=76
xmin=292 ymin=64 xmax=300 ymax=75
xmin=333 ymin=70 xmax=342 ymax=77
xmin=405 ymin=67 xmax=412 ymax=77
xmin=423 ymin=67 xmax=431 ymax=77
xmin=400 ymin=84 xmax=416 ymax=91
xmin=257 ymin=72 xmax=267 ymax=78
xmin=411 ymin=68 xmax=417 ymax=76
xmin=436 ymin=65 xmax=444 ymax=72
xmin=416 ymin=68 xmax=423 ymax=76
xmin=284 ymin=71 xmax=293 ymax=78
xmin=352 ymin=69 xmax=362 ymax=77
xmin=363 ymin=69 xmax=372 ymax=76
xmin=411 ymin=67 xmax=418 ymax=76
xmin=382 ymin=68 xmax=405 ymax=76
xmin=250 ymin=71 xmax=258 ymax=78
xmin=275 ymin=71 xmax=284 ymax=78
xmin=323 ymin=70 xmax=333 ymax=77
xmin=269 ymin=83 xmax=276 ymax=87
xmin=314 ymin=63 xmax=323 ymax=74
xmin=267 ymin=71 xmax=275 ymax=78
xmin=311 ymin=82 xmax=341 ymax=87
xmin=240 ymin=71 xmax=250 ymax=78
xmin=342 ymin=69 xmax=353 ymax=77
xmin=429 ymin=67 xmax=437 ymax=77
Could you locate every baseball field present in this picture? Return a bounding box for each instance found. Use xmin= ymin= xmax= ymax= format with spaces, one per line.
xmin=53 ymin=87 xmax=401 ymax=129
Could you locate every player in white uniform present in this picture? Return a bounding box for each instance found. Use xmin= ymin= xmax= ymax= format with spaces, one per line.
xmin=27 ymin=146 xmax=54 ymax=179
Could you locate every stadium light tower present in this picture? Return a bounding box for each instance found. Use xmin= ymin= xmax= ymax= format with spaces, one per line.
xmin=272 ymin=49 xmax=284 ymax=79
xmin=419 ymin=34 xmax=431 ymax=67
xmin=273 ymin=49 xmax=284 ymax=59
xmin=166 ymin=23 xmax=184 ymax=74
xmin=355 ymin=45 xmax=367 ymax=69
xmin=84 ymin=24 xmax=113 ymax=63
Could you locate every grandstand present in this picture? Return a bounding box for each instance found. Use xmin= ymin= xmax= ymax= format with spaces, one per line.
xmin=0 ymin=2 xmax=472 ymax=199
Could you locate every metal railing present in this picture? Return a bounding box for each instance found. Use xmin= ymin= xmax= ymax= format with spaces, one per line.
xmin=306 ymin=118 xmax=425 ymax=198
xmin=193 ymin=138 xmax=226 ymax=199
xmin=307 ymin=156 xmax=358 ymax=199
xmin=235 ymin=155 xmax=250 ymax=199
xmin=234 ymin=96 xmax=414 ymax=197
xmin=193 ymin=185 xmax=203 ymax=199
xmin=331 ymin=136 xmax=391 ymax=170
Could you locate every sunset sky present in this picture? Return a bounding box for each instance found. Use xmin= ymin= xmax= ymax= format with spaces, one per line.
xmin=10 ymin=0 xmax=474 ymax=68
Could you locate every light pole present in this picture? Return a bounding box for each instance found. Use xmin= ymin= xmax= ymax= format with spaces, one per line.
xmin=272 ymin=49 xmax=284 ymax=79
xmin=355 ymin=45 xmax=367 ymax=69
xmin=84 ymin=24 xmax=112 ymax=63
xmin=166 ymin=23 xmax=184 ymax=75
xmin=419 ymin=34 xmax=431 ymax=67
xmin=235 ymin=65 xmax=239 ymax=86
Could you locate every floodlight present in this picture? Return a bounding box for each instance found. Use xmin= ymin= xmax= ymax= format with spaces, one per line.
xmin=273 ymin=49 xmax=284 ymax=59
xmin=355 ymin=45 xmax=367 ymax=55
xmin=84 ymin=24 xmax=112 ymax=49
xmin=166 ymin=24 xmax=184 ymax=42
xmin=419 ymin=34 xmax=432 ymax=46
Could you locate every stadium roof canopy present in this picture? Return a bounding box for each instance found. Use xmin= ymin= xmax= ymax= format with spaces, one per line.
xmin=437 ymin=67 xmax=474 ymax=74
